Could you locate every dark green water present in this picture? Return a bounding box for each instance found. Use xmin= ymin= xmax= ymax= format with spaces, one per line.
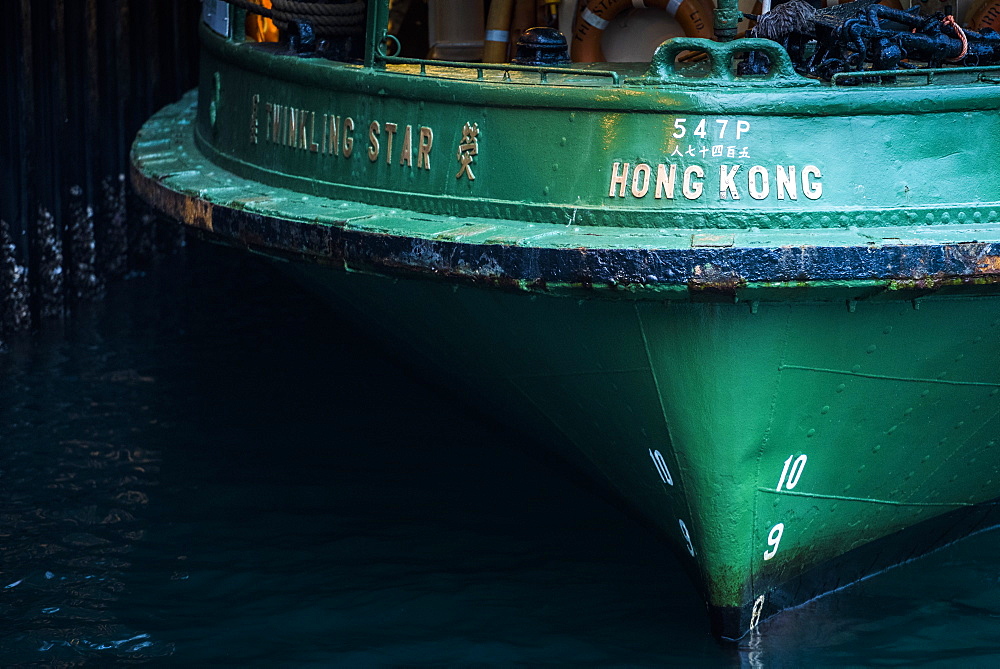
xmin=2 ymin=241 xmax=1000 ymax=667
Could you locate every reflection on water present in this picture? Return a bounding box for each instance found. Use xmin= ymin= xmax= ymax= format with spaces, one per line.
xmin=1 ymin=241 xmax=999 ymax=666
xmin=1 ymin=330 xmax=173 ymax=661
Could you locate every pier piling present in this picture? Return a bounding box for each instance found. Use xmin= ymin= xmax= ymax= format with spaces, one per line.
xmin=1 ymin=0 xmax=201 ymax=344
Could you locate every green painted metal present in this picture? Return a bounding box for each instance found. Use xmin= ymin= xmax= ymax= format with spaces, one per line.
xmin=195 ymin=23 xmax=1000 ymax=232
xmin=641 ymin=37 xmax=816 ymax=85
xmin=363 ymin=0 xmax=388 ymax=69
xmin=277 ymin=244 xmax=1000 ymax=637
xmin=713 ymin=0 xmax=743 ymax=41
xmin=131 ymin=3 xmax=1000 ymax=640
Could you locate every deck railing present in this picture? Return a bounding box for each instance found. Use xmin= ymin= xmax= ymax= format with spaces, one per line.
xmin=833 ymin=64 xmax=1000 ymax=86
xmin=378 ymin=48 xmax=622 ymax=87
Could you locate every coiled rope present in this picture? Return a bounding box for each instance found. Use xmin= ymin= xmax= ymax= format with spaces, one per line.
xmin=226 ymin=0 xmax=367 ymax=37
xmin=943 ymin=15 xmax=969 ymax=62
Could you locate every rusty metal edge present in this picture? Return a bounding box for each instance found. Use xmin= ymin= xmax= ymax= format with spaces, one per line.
xmin=131 ymin=156 xmax=1000 ymax=301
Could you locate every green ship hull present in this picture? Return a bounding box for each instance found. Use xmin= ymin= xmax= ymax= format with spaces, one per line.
xmin=131 ymin=1 xmax=1000 ymax=640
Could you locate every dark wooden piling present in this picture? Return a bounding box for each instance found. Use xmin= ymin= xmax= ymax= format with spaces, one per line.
xmin=0 ymin=220 xmax=31 ymax=334
xmin=0 ymin=0 xmax=201 ymax=342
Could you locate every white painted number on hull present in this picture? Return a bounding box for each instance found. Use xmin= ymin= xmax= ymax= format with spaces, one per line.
xmin=763 ymin=523 xmax=784 ymax=560
xmin=750 ymin=595 xmax=765 ymax=630
xmin=649 ymin=449 xmax=674 ymax=485
xmin=679 ymin=519 xmax=695 ymax=556
xmin=671 ymin=118 xmax=751 ymax=140
xmin=775 ymin=454 xmax=807 ymax=491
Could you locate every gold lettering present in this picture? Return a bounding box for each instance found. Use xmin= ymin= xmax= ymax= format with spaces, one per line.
xmin=268 ymin=105 xmax=281 ymax=144
xmin=266 ymin=102 xmax=275 ymax=142
xmin=328 ymin=115 xmax=340 ymax=155
xmin=609 ymin=162 xmax=629 ymax=197
xmin=455 ymin=122 xmax=479 ymax=180
xmin=682 ymin=165 xmax=704 ymax=200
xmin=250 ymin=94 xmax=259 ymax=144
xmin=384 ymin=122 xmax=398 ymax=165
xmin=368 ymin=120 xmax=380 ymax=162
xmin=417 ymin=127 xmax=433 ymax=170
xmin=297 ymin=109 xmax=308 ymax=150
xmin=342 ymin=117 xmax=354 ymax=157
xmin=631 ymin=163 xmax=651 ymax=198
xmin=289 ymin=108 xmax=297 ymax=148
xmin=309 ymin=112 xmax=319 ymax=152
xmin=655 ymin=164 xmax=676 ymax=199
xmin=399 ymin=125 xmax=413 ymax=167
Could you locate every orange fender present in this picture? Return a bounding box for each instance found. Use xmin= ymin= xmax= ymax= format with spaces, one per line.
xmin=971 ymin=0 xmax=1000 ymax=31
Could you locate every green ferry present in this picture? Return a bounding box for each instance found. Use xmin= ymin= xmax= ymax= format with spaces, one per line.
xmin=131 ymin=0 xmax=1000 ymax=640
